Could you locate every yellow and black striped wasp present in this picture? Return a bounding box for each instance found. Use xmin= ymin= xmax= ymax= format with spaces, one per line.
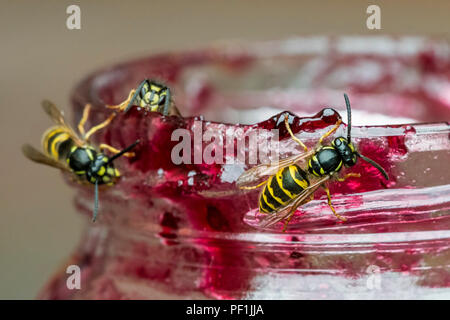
xmin=108 ymin=79 xmax=180 ymax=116
xmin=22 ymin=100 xmax=140 ymax=221
xmin=237 ymin=94 xmax=389 ymax=231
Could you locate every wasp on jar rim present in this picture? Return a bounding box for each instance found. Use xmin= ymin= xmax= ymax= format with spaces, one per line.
xmin=108 ymin=79 xmax=180 ymax=116
xmin=22 ymin=100 xmax=140 ymax=221
xmin=237 ymin=94 xmax=389 ymax=231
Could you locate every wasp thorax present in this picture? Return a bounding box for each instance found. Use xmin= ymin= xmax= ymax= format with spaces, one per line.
xmin=67 ymin=146 xmax=97 ymax=173
xmin=86 ymin=154 xmax=120 ymax=185
xmin=332 ymin=137 xmax=357 ymax=166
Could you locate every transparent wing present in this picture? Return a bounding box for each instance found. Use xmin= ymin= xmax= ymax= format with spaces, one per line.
xmin=258 ymin=175 xmax=331 ymax=228
xmin=22 ymin=144 xmax=71 ymax=172
xmin=41 ymin=100 xmax=84 ymax=146
xmin=237 ymin=150 xmax=315 ymax=188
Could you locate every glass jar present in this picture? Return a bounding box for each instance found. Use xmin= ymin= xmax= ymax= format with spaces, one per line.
xmin=39 ymin=36 xmax=450 ymax=299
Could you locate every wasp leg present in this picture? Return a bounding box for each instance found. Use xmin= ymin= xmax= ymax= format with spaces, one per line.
xmin=322 ymin=185 xmax=347 ymax=222
xmin=337 ymin=173 xmax=361 ymax=182
xmin=107 ymin=89 xmax=136 ymax=111
xmin=284 ymin=114 xmax=308 ymax=152
xmin=282 ymin=194 xmax=314 ymax=232
xmin=318 ymin=119 xmax=342 ymax=145
xmin=99 ymin=143 xmax=135 ymax=158
xmin=240 ymin=180 xmax=268 ymax=190
xmin=78 ymin=104 xmax=91 ymax=136
xmin=84 ymin=113 xmax=116 ymax=141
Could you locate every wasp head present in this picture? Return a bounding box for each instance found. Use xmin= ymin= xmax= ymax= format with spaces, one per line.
xmin=332 ymin=137 xmax=358 ymax=167
xmin=86 ymin=153 xmax=119 ymax=186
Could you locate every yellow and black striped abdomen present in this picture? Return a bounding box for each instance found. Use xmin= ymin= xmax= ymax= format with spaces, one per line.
xmin=259 ymin=164 xmax=310 ymax=214
xmin=42 ymin=126 xmax=75 ymax=161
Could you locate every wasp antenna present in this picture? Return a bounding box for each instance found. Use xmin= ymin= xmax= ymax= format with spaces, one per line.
xmin=344 ymin=93 xmax=352 ymax=142
xmin=357 ymin=153 xmax=389 ymax=180
xmin=92 ymin=181 xmax=99 ymax=222
xmin=124 ymin=80 xmax=147 ymax=113
xmin=108 ymin=139 xmax=140 ymax=163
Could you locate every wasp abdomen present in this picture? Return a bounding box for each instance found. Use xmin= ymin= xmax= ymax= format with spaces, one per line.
xmin=259 ymin=165 xmax=310 ymax=213
xmin=42 ymin=126 xmax=75 ymax=161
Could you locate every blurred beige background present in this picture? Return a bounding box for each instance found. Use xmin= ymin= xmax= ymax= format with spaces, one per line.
xmin=1 ymin=0 xmax=449 ymax=299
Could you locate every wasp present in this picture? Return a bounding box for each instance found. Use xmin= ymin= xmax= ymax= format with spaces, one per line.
xmin=22 ymin=100 xmax=140 ymax=221
xmin=108 ymin=79 xmax=180 ymax=116
xmin=237 ymin=94 xmax=389 ymax=231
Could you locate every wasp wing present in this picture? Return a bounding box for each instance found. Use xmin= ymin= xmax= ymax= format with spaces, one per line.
xmin=258 ymin=175 xmax=331 ymax=229
xmin=237 ymin=150 xmax=315 ymax=189
xmin=41 ymin=100 xmax=66 ymax=125
xmin=22 ymin=144 xmax=71 ymax=173
xmin=41 ymin=100 xmax=84 ymax=146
